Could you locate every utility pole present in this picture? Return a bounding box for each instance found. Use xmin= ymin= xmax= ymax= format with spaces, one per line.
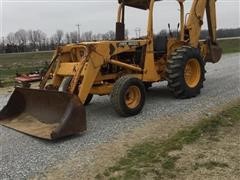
xmin=76 ymin=24 xmax=81 ymax=43
xmin=135 ymin=27 xmax=141 ymax=38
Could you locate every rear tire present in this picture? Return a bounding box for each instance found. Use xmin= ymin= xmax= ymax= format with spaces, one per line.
xmin=59 ymin=77 xmax=93 ymax=105
xmin=111 ymin=75 xmax=146 ymax=117
xmin=166 ymin=46 xmax=206 ymax=99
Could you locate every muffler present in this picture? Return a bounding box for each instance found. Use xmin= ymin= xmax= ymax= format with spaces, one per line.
xmin=0 ymin=88 xmax=86 ymax=140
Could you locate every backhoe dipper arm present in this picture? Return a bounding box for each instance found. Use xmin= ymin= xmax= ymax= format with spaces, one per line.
xmin=206 ymin=0 xmax=217 ymax=44
xmin=186 ymin=0 xmax=217 ymax=47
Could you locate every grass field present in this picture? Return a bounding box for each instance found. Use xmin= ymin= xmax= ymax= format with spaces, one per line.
xmin=97 ymin=102 xmax=240 ymax=179
xmin=218 ymin=38 xmax=240 ymax=54
xmin=0 ymin=51 xmax=52 ymax=85
xmin=0 ymin=38 xmax=239 ymax=86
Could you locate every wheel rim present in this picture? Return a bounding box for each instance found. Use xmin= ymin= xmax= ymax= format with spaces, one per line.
xmin=124 ymin=86 xmax=141 ymax=109
xmin=184 ymin=58 xmax=201 ymax=88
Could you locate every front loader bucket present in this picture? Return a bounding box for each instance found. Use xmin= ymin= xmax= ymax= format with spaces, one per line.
xmin=0 ymin=88 xmax=86 ymax=140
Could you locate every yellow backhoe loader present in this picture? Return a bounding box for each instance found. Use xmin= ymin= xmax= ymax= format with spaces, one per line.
xmin=0 ymin=0 xmax=222 ymax=140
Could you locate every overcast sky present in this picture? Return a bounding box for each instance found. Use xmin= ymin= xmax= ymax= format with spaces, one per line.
xmin=1 ymin=0 xmax=240 ymax=38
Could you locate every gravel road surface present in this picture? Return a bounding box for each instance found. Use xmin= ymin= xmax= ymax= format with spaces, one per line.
xmin=0 ymin=53 xmax=239 ymax=179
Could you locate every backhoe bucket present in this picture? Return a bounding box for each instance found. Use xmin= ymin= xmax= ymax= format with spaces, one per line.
xmin=0 ymin=88 xmax=86 ymax=140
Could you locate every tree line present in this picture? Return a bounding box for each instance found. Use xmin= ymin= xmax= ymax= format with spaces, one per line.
xmin=0 ymin=29 xmax=119 ymax=53
xmin=0 ymin=28 xmax=239 ymax=54
xmin=154 ymin=28 xmax=240 ymax=41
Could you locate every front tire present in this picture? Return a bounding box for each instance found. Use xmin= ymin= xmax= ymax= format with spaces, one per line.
xmin=166 ymin=46 xmax=206 ymax=99
xmin=59 ymin=76 xmax=93 ymax=105
xmin=111 ymin=76 xmax=146 ymax=117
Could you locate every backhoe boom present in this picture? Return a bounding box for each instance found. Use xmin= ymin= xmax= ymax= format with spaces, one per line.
xmin=187 ymin=0 xmax=217 ymax=47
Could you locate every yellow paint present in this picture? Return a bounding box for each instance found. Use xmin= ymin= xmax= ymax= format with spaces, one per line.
xmin=56 ymin=63 xmax=79 ymax=76
xmin=90 ymin=84 xmax=113 ymax=95
xmin=184 ymin=58 xmax=201 ymax=88
xmin=124 ymin=85 xmax=141 ymax=109
xmin=39 ymin=0 xmax=220 ymax=104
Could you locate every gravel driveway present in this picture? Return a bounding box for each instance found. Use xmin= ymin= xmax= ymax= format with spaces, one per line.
xmin=0 ymin=53 xmax=239 ymax=179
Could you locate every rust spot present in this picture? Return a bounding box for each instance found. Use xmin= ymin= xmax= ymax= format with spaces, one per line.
xmin=109 ymin=44 xmax=116 ymax=55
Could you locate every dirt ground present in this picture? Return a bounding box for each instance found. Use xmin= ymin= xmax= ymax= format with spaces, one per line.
xmin=35 ymin=101 xmax=240 ymax=180
xmin=2 ymin=84 xmax=239 ymax=180
xmin=0 ymin=86 xmax=14 ymax=95
xmin=0 ymin=82 xmax=44 ymax=95
xmin=173 ymin=122 xmax=240 ymax=180
xmin=34 ymin=112 xmax=199 ymax=180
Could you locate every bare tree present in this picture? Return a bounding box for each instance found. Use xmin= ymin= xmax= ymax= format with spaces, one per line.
xmin=28 ymin=30 xmax=46 ymax=50
xmin=107 ymin=30 xmax=115 ymax=40
xmin=65 ymin=33 xmax=71 ymax=44
xmin=70 ymin=31 xmax=78 ymax=43
xmin=35 ymin=30 xmax=47 ymax=46
xmin=101 ymin=31 xmax=115 ymax=40
xmin=54 ymin=30 xmax=64 ymax=44
xmin=50 ymin=37 xmax=56 ymax=49
xmin=125 ymin=29 xmax=129 ymax=39
xmin=15 ymin=29 xmax=28 ymax=45
xmin=92 ymin=33 xmax=103 ymax=41
xmin=81 ymin=31 xmax=93 ymax=41
xmin=28 ymin=30 xmax=37 ymax=48
xmin=6 ymin=33 xmax=16 ymax=44
xmin=0 ymin=37 xmax=5 ymax=53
